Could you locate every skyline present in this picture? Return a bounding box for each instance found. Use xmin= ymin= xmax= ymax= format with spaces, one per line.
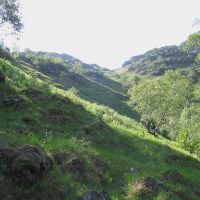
xmin=3 ymin=0 xmax=200 ymax=69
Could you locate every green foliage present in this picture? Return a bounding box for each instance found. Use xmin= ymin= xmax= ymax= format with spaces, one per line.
xmin=0 ymin=0 xmax=23 ymax=32
xmin=0 ymin=58 xmax=200 ymax=200
xmin=68 ymin=87 xmax=79 ymax=95
xmin=129 ymin=71 xmax=193 ymax=138
xmin=183 ymin=32 xmax=200 ymax=55
xmin=128 ymin=70 xmax=200 ymax=154
xmin=73 ymin=62 xmax=83 ymax=75
xmin=122 ymin=46 xmax=193 ymax=76
xmin=178 ymin=105 xmax=200 ymax=154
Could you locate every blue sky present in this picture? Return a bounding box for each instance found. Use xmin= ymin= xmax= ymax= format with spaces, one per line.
xmin=4 ymin=0 xmax=200 ymax=69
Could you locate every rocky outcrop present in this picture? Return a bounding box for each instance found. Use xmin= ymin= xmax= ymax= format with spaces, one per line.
xmin=67 ymin=156 xmax=86 ymax=180
xmin=133 ymin=177 xmax=165 ymax=199
xmin=0 ymin=145 xmax=54 ymax=185
xmin=53 ymin=153 xmax=86 ymax=180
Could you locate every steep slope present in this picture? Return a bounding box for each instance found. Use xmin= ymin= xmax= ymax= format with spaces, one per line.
xmin=122 ymin=45 xmax=194 ymax=76
xmin=0 ymin=57 xmax=200 ymax=200
xmin=17 ymin=51 xmax=138 ymax=119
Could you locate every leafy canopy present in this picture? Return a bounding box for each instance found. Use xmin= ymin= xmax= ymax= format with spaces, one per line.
xmin=0 ymin=0 xmax=23 ymax=33
xmin=128 ymin=71 xmax=193 ymax=138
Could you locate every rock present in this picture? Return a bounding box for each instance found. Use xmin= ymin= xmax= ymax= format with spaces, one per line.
xmin=53 ymin=153 xmax=86 ymax=180
xmin=0 ymin=147 xmax=20 ymax=173
xmin=2 ymin=96 xmax=24 ymax=108
xmin=161 ymin=169 xmax=188 ymax=184
xmin=83 ymin=190 xmax=111 ymax=200
xmin=67 ymin=156 xmax=86 ymax=180
xmin=0 ymin=145 xmax=54 ymax=185
xmin=133 ymin=177 xmax=165 ymax=199
xmin=21 ymin=117 xmax=34 ymax=124
xmin=0 ymin=72 xmax=5 ymax=83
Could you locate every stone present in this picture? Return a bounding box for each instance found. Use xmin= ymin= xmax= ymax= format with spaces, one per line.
xmin=133 ymin=177 xmax=165 ymax=199
xmin=83 ymin=190 xmax=111 ymax=200
xmin=0 ymin=145 xmax=54 ymax=185
xmin=67 ymin=156 xmax=86 ymax=180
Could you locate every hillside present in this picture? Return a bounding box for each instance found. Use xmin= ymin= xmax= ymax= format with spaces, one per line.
xmin=0 ymin=53 xmax=200 ymax=200
xmin=121 ymin=39 xmax=200 ymax=77
xmin=16 ymin=51 xmax=138 ymax=119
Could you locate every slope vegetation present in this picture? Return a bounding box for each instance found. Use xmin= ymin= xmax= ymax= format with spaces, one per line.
xmin=0 ymin=57 xmax=200 ymax=200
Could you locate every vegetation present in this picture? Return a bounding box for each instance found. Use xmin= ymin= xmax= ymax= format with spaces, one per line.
xmin=0 ymin=13 xmax=200 ymax=198
xmin=0 ymin=0 xmax=23 ymax=33
xmin=128 ymin=69 xmax=200 ymax=155
xmin=17 ymin=50 xmax=138 ymax=119
xmin=0 ymin=56 xmax=200 ymax=200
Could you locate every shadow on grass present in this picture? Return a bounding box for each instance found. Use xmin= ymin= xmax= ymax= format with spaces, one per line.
xmin=0 ymin=82 xmax=200 ymax=200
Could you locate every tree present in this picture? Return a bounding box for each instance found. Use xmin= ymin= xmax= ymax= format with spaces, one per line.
xmin=179 ymin=105 xmax=200 ymax=154
xmin=128 ymin=71 xmax=193 ymax=138
xmin=0 ymin=0 xmax=23 ymax=33
xmin=73 ymin=62 xmax=83 ymax=75
xmin=183 ymin=32 xmax=200 ymax=63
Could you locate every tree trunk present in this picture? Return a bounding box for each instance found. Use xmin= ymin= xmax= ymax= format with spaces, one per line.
xmin=0 ymin=71 xmax=5 ymax=83
xmin=151 ymin=106 xmax=168 ymax=135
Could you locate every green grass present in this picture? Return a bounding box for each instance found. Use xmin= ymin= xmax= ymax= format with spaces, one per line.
xmin=0 ymin=58 xmax=200 ymax=200
xmin=17 ymin=57 xmax=139 ymax=119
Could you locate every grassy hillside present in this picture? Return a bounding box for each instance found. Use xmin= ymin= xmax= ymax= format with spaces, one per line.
xmin=0 ymin=58 xmax=200 ymax=200
xmin=120 ymin=35 xmax=200 ymax=80
xmin=16 ymin=51 xmax=138 ymax=119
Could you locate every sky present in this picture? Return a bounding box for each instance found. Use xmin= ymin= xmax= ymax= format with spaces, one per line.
xmin=3 ymin=0 xmax=200 ymax=69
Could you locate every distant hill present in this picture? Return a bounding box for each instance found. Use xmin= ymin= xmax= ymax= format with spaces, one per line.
xmin=121 ymin=37 xmax=200 ymax=76
xmin=17 ymin=50 xmax=138 ymax=119
xmin=30 ymin=51 xmax=110 ymax=72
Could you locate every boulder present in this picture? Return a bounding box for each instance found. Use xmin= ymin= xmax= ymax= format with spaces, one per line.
xmin=0 ymin=72 xmax=5 ymax=83
xmin=67 ymin=156 xmax=86 ymax=180
xmin=0 ymin=145 xmax=54 ymax=185
xmin=53 ymin=153 xmax=86 ymax=180
xmin=83 ymin=190 xmax=111 ymax=200
xmin=133 ymin=177 xmax=165 ymax=199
